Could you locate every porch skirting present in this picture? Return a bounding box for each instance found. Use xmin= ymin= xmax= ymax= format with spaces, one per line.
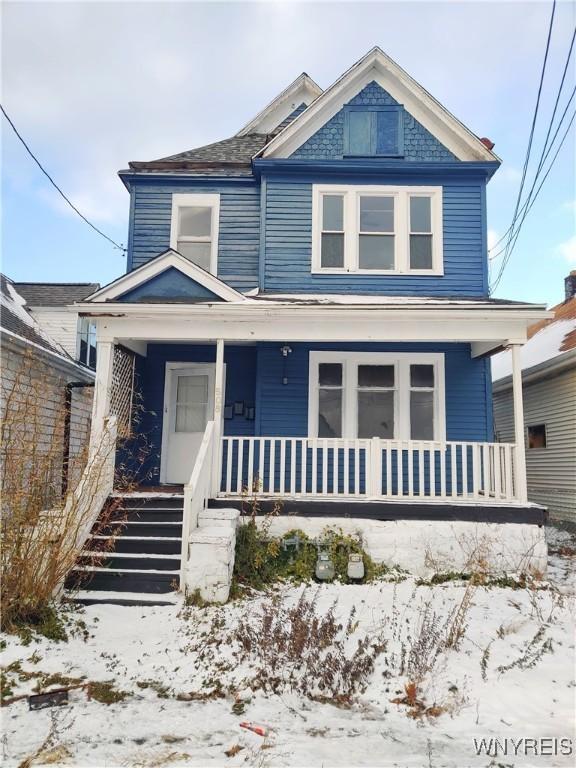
xmin=244 ymin=516 xmax=548 ymax=579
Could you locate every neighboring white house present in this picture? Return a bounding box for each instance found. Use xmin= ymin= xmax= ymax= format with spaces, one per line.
xmin=493 ymin=271 xmax=576 ymax=523
xmin=12 ymin=282 xmax=99 ymax=368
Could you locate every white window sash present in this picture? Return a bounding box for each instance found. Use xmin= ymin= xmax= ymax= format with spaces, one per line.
xmin=311 ymin=185 xmax=443 ymax=276
xmin=170 ymin=193 xmax=220 ymax=275
xmin=308 ymin=351 xmax=446 ymax=441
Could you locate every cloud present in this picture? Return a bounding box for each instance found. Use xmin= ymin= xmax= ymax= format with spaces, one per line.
xmin=562 ymin=200 xmax=576 ymax=214
xmin=487 ymin=229 xmax=500 ymax=255
xmin=557 ymin=236 xmax=576 ymax=266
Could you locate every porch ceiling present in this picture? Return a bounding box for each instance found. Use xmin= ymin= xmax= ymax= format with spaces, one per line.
xmin=80 ymin=299 xmax=550 ymax=356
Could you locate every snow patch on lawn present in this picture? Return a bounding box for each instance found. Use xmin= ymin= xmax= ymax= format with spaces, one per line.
xmin=2 ymin=575 xmax=575 ymax=767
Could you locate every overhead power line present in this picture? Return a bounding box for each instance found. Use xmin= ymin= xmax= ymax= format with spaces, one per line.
xmin=1 ymin=104 xmax=126 ymax=253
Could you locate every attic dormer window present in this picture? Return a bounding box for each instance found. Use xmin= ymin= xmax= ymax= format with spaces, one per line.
xmin=344 ymin=106 xmax=404 ymax=157
xmin=170 ymin=193 xmax=220 ymax=274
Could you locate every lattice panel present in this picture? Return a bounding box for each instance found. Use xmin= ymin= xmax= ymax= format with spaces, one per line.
xmin=110 ymin=345 xmax=135 ymax=438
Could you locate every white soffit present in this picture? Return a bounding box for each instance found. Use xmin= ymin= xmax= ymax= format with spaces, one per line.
xmin=261 ymin=47 xmax=499 ymax=162
xmin=236 ymin=73 xmax=323 ymax=137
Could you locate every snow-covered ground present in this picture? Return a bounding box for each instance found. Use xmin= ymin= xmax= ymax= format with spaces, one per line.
xmin=2 ymin=540 xmax=575 ymax=768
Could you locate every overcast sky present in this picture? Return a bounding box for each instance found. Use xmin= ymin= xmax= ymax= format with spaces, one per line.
xmin=2 ymin=0 xmax=575 ymax=305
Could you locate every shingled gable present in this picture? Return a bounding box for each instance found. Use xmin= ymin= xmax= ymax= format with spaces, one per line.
xmin=83 ymin=250 xmax=246 ymax=304
xmin=259 ymin=47 xmax=500 ymax=162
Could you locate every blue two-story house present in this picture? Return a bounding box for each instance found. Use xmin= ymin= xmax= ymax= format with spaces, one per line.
xmin=74 ymin=48 xmax=550 ymax=603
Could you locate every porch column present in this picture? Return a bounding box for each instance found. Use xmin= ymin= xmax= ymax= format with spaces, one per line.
xmin=212 ymin=339 xmax=225 ymax=495
xmin=89 ymin=339 xmax=114 ymax=453
xmin=510 ymin=344 xmax=528 ymax=503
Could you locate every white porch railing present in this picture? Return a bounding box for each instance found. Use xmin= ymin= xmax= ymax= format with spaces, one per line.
xmin=220 ymin=437 xmax=519 ymax=503
xmin=180 ymin=420 xmax=216 ymax=586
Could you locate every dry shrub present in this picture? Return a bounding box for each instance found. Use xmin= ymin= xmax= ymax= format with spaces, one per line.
xmin=235 ymin=589 xmax=387 ymax=702
xmin=0 ymin=351 xmax=146 ymax=631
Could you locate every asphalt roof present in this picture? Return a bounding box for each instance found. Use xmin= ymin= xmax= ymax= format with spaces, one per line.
xmin=13 ymin=282 xmax=100 ymax=307
xmin=0 ymin=275 xmax=72 ymax=358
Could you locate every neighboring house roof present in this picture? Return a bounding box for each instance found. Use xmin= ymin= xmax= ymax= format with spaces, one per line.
xmin=0 ymin=274 xmax=93 ymax=378
xmin=492 ymin=293 xmax=576 ymax=384
xmin=13 ymin=282 xmax=100 ymax=307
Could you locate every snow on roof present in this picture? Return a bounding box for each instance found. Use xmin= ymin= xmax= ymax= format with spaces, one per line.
xmin=492 ymin=296 xmax=576 ymax=382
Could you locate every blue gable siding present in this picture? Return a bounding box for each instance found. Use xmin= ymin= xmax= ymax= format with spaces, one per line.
xmin=129 ymin=180 xmax=260 ymax=292
xmin=255 ymin=342 xmax=492 ymax=442
xmin=291 ymin=82 xmax=457 ymax=162
xmin=263 ymin=173 xmax=487 ymax=295
xmin=117 ymin=267 xmax=222 ymax=302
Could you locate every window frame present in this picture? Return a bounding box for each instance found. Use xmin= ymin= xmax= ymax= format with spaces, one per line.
xmin=308 ymin=351 xmax=446 ymax=441
xmin=312 ymin=185 xmax=443 ymax=276
xmin=527 ymin=423 xmax=547 ymax=450
xmin=343 ymin=105 xmax=404 ymax=157
xmin=169 ymin=193 xmax=220 ymax=275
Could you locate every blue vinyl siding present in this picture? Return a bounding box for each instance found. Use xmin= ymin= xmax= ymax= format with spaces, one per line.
xmin=129 ymin=181 xmax=260 ymax=291
xmin=255 ymin=342 xmax=492 ymax=442
xmin=263 ymin=176 xmax=486 ymax=295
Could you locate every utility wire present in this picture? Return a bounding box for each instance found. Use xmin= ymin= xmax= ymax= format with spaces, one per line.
xmin=495 ymin=0 xmax=556 ymax=281
xmin=1 ymin=104 xmax=126 ymax=253
xmin=490 ymin=108 xmax=576 ymax=292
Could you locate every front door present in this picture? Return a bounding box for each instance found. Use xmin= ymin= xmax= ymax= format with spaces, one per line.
xmin=161 ymin=364 xmax=215 ymax=484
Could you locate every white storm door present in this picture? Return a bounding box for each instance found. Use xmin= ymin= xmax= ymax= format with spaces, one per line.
xmin=161 ymin=364 xmax=215 ymax=484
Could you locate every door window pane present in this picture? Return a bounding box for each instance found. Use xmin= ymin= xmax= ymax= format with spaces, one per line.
xmin=177 ymin=241 xmax=212 ymax=270
xmin=322 ymin=195 xmax=343 ymax=231
xmin=319 ymin=363 xmax=342 ymax=386
xmin=358 ymin=365 xmax=395 ymax=387
xmin=410 ymin=364 xmax=434 ymax=388
xmin=175 ymin=404 xmax=207 ymax=433
xmin=360 ymin=196 xmax=394 ymax=232
xmin=177 ymin=375 xmax=208 ymax=404
xmin=359 ymin=235 xmax=394 ymax=269
xmin=321 ymin=233 xmax=344 ymax=268
xmin=318 ymin=389 xmax=342 ymax=438
xmin=410 ymin=235 xmax=433 ymax=269
xmin=410 ymin=197 xmax=431 ymax=232
xmin=179 ymin=206 xmax=212 ymax=237
xmin=358 ymin=391 xmax=394 ymax=438
xmin=410 ymin=390 xmax=434 ymax=440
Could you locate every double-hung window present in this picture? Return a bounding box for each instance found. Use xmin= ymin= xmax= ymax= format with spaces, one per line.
xmin=77 ymin=317 xmax=97 ymax=369
xmin=170 ymin=193 xmax=220 ymax=274
xmin=309 ymin=352 xmax=445 ymax=441
xmin=313 ymin=185 xmax=442 ymax=274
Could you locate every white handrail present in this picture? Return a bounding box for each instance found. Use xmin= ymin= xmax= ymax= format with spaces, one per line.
xmin=218 ymin=437 xmax=519 ymax=504
xmin=180 ymin=420 xmax=216 ymax=588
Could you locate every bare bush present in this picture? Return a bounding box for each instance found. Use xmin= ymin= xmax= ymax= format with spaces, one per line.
xmin=0 ymin=351 xmax=147 ymax=630
xmin=234 ymin=589 xmax=387 ymax=702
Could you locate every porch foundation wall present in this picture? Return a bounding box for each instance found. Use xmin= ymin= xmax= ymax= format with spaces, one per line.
xmin=247 ymin=516 xmax=547 ymax=578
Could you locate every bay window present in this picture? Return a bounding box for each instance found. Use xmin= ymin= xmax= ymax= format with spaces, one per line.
xmin=170 ymin=193 xmax=220 ymax=274
xmin=309 ymin=352 xmax=445 ymax=441
xmin=312 ymin=185 xmax=442 ymax=274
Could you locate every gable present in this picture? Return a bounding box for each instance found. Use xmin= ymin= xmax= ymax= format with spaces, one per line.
xmin=291 ymin=81 xmax=457 ymax=162
xmin=117 ymin=267 xmax=224 ymax=303
xmin=84 ymin=249 xmax=246 ymax=304
xmin=261 ymin=48 xmax=498 ymax=162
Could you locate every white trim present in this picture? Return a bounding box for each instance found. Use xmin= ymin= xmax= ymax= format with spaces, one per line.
xmin=261 ymin=47 xmax=499 ymax=162
xmin=169 ymin=193 xmax=220 ymax=275
xmin=312 ymin=184 xmax=443 ymax=275
xmin=84 ymin=249 xmax=246 ymax=304
xmin=236 ymin=73 xmax=322 ymax=136
xmin=308 ymin=351 xmax=446 ymax=441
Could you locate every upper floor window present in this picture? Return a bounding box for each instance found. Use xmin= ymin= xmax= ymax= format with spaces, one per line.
xmin=312 ymin=185 xmax=443 ymax=275
xmin=170 ymin=193 xmax=220 ymax=274
xmin=77 ymin=317 xmax=96 ymax=369
xmin=344 ymin=106 xmax=403 ymax=157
